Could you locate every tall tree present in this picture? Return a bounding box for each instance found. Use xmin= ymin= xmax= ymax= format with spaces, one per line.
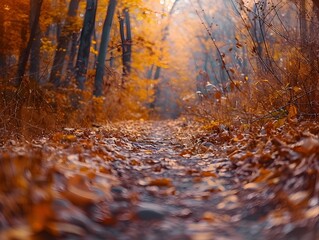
xmin=16 ymin=0 xmax=43 ymax=86
xmin=124 ymin=9 xmax=132 ymax=71
xmin=150 ymin=0 xmax=179 ymax=114
xmin=251 ymin=0 xmax=268 ymax=66
xmin=75 ymin=0 xmax=97 ymax=90
xmin=66 ymin=29 xmax=80 ymax=82
xmin=153 ymin=0 xmax=179 ymax=80
xmin=29 ymin=0 xmax=42 ymax=82
xmin=94 ymin=0 xmax=117 ymax=97
xmin=119 ymin=8 xmax=132 ymax=77
xmin=312 ymin=0 xmax=319 ymax=19
xmin=0 ymin=9 xmax=5 ymax=72
xmin=49 ymin=0 xmax=80 ymax=87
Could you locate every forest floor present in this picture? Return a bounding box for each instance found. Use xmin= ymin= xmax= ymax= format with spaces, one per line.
xmin=0 ymin=119 xmax=319 ymax=239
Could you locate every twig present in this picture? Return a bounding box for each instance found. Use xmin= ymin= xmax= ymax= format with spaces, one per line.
xmin=192 ymin=2 xmax=242 ymax=93
xmin=250 ymin=89 xmax=316 ymax=123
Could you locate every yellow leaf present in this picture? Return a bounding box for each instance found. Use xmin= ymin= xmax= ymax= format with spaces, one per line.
xmin=293 ymin=86 xmax=302 ymax=93
xmin=64 ymin=134 xmax=77 ymax=142
xmin=274 ymin=118 xmax=286 ymax=128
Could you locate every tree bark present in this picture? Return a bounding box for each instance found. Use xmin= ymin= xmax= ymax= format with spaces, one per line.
xmin=92 ymin=27 xmax=98 ymax=69
xmin=119 ymin=9 xmax=132 ymax=77
xmin=65 ymin=31 xmax=79 ymax=83
xmin=94 ymin=0 xmax=117 ymax=97
xmin=75 ymin=0 xmax=97 ymax=90
xmin=119 ymin=11 xmax=126 ymax=75
xmin=124 ymin=9 xmax=132 ymax=74
xmin=313 ymin=0 xmax=319 ymax=19
xmin=300 ymin=0 xmax=308 ymax=48
xmin=30 ymin=0 xmax=42 ymax=83
xmin=0 ymin=10 xmax=5 ymax=71
xmin=16 ymin=0 xmax=43 ymax=86
xmin=49 ymin=0 xmax=80 ymax=87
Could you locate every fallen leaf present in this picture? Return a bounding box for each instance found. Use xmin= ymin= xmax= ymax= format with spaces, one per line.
xmin=288 ymin=191 xmax=309 ymax=206
xmin=292 ymin=137 xmax=319 ymax=155
xmin=200 ymin=171 xmax=217 ymax=178
xmin=243 ymin=182 xmax=260 ymax=190
xmin=305 ymin=206 xmax=319 ymax=219
xmin=149 ymin=178 xmax=173 ymax=187
xmin=202 ymin=211 xmax=215 ymax=222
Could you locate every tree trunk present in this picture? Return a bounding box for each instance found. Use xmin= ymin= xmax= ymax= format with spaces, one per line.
xmin=154 ymin=65 xmax=161 ymax=80
xmin=65 ymin=31 xmax=79 ymax=83
xmin=124 ymin=9 xmax=132 ymax=74
xmin=75 ymin=0 xmax=97 ymax=90
xmin=49 ymin=0 xmax=80 ymax=87
xmin=18 ymin=27 xmax=28 ymax=72
xmin=147 ymin=65 xmax=154 ymax=79
xmin=119 ymin=11 xmax=126 ymax=76
xmin=30 ymin=0 xmax=42 ymax=83
xmin=119 ymin=8 xmax=132 ymax=77
xmin=300 ymin=0 xmax=308 ymax=48
xmin=153 ymin=0 xmax=179 ymax=80
xmin=312 ymin=0 xmax=319 ymax=20
xmin=94 ymin=0 xmax=117 ymax=97
xmin=0 ymin=10 xmax=5 ymax=72
xmin=16 ymin=0 xmax=43 ymax=86
xmin=92 ymin=27 xmax=98 ymax=69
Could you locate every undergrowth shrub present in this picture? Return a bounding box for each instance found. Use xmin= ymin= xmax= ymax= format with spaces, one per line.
xmin=0 ymin=67 xmax=151 ymax=141
xmin=185 ymin=1 xmax=319 ymax=128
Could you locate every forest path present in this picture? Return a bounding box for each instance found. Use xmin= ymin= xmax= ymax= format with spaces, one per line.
xmin=2 ymin=119 xmax=310 ymax=239
xmin=79 ymin=120 xmax=258 ymax=240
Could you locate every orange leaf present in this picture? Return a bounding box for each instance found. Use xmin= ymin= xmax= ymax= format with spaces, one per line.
xmin=149 ymin=178 xmax=172 ymax=187
xmin=200 ymin=171 xmax=217 ymax=178
xmin=29 ymin=202 xmax=53 ymax=232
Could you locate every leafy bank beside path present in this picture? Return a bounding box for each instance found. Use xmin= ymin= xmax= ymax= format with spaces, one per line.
xmin=0 ymin=119 xmax=318 ymax=239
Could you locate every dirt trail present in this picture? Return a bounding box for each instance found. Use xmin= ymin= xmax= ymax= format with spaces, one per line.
xmin=1 ymin=120 xmax=316 ymax=240
xmin=96 ymin=121 xmax=254 ymax=240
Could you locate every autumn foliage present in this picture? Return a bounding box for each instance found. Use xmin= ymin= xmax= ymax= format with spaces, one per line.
xmin=0 ymin=0 xmax=319 ymax=239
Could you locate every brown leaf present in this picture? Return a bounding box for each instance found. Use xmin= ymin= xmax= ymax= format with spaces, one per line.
xmin=214 ymin=91 xmax=222 ymax=100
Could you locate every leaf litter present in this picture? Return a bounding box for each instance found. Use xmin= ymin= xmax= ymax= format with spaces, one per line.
xmin=0 ymin=119 xmax=318 ymax=239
